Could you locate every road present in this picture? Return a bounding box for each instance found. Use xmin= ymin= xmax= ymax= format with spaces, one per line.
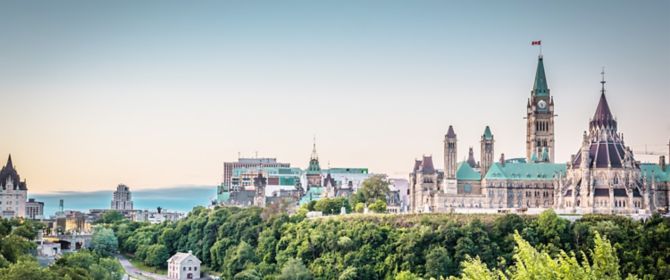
xmin=117 ymin=254 xmax=168 ymax=280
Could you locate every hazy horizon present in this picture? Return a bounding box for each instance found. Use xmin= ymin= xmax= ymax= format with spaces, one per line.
xmin=1 ymin=0 xmax=668 ymax=193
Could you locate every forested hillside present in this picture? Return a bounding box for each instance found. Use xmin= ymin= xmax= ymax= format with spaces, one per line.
xmin=110 ymin=206 xmax=670 ymax=279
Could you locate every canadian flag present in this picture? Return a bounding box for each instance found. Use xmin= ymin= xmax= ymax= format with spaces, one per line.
xmin=531 ymin=40 xmax=542 ymax=46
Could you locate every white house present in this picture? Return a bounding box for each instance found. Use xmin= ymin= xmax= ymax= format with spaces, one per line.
xmin=167 ymin=251 xmax=201 ymax=280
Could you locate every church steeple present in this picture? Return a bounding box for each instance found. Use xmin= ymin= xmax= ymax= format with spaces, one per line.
xmin=532 ymin=56 xmax=549 ymax=96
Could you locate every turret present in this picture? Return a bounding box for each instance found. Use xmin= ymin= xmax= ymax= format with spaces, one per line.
xmin=659 ymin=156 xmax=666 ymax=172
xmin=580 ymin=131 xmax=590 ymax=169
xmin=444 ymin=125 xmax=457 ymax=179
xmin=480 ymin=126 xmax=494 ymax=176
xmin=466 ymin=147 xmax=477 ymax=168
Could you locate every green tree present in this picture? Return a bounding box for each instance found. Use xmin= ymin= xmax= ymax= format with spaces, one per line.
xmin=144 ymin=244 xmax=169 ymax=268
xmin=224 ymin=241 xmax=257 ymax=278
xmin=450 ymin=232 xmax=637 ymax=280
xmin=353 ymin=175 xmax=390 ymax=204
xmin=277 ymin=258 xmax=313 ymax=280
xmin=354 ymin=202 xmax=365 ymax=213
xmin=395 ymin=270 xmax=422 ymax=280
xmin=90 ymin=257 xmax=124 ymax=280
xmin=368 ymin=199 xmax=387 ymax=213
xmin=98 ymin=211 xmax=125 ymax=224
xmin=338 ymin=266 xmax=358 ymax=280
xmin=0 ymin=234 xmax=35 ymax=263
xmin=234 ymin=268 xmax=262 ymax=280
xmin=91 ymin=227 xmax=119 ymax=257
xmin=425 ymin=246 xmax=452 ymax=278
xmin=0 ymin=259 xmax=55 ymax=280
xmin=11 ymin=226 xmax=36 ymax=240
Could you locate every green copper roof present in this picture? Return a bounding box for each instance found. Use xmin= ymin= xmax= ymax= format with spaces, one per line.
xmin=299 ymin=186 xmax=323 ymax=205
xmin=640 ymin=163 xmax=670 ymax=182
xmin=533 ymin=56 xmax=549 ymax=96
xmin=484 ymin=162 xmax=566 ymax=181
xmin=326 ymin=168 xmax=368 ymax=174
xmin=456 ymin=162 xmax=481 ymax=181
xmin=306 ymin=158 xmax=321 ymax=174
xmin=483 ymin=126 xmax=493 ymax=140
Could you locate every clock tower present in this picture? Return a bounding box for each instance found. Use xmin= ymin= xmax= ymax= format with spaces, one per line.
xmin=526 ymin=55 xmax=555 ymax=163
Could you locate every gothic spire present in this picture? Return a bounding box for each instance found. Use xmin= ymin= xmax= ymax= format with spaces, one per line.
xmin=446 ymin=125 xmax=456 ymax=138
xmin=5 ymin=154 xmax=12 ymax=169
xmin=482 ymin=126 xmax=493 ymax=140
xmin=310 ymin=137 xmax=318 ymax=160
xmin=590 ymin=69 xmax=616 ymax=130
xmin=532 ymin=56 xmax=549 ymax=96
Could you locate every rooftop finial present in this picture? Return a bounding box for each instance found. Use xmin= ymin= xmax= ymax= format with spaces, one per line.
xmin=601 ymin=67 xmax=606 ymax=94
xmin=311 ymin=136 xmax=318 ymax=160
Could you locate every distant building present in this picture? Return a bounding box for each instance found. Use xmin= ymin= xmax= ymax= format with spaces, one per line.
xmin=25 ymin=198 xmax=44 ymax=220
xmin=53 ymin=210 xmax=91 ymax=234
xmin=218 ymin=157 xmax=291 ymax=203
xmin=167 ymin=251 xmax=201 ymax=280
xmin=111 ymin=184 xmax=133 ymax=211
xmin=0 ymin=155 xmax=28 ymax=218
xmin=305 ymin=140 xmax=323 ymax=188
xmin=388 ymin=178 xmax=409 ymax=212
xmin=132 ymin=208 xmax=184 ymax=224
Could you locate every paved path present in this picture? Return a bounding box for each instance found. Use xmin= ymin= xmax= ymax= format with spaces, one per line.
xmin=117 ymin=254 xmax=168 ymax=280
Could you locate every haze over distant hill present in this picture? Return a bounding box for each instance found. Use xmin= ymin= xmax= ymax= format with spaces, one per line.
xmin=30 ymin=185 xmax=216 ymax=216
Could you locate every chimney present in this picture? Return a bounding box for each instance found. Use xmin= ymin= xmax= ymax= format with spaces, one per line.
xmin=660 ymin=156 xmax=667 ymax=172
xmin=499 ymin=153 xmax=505 ymax=167
xmin=188 ymin=250 xmax=193 ymax=255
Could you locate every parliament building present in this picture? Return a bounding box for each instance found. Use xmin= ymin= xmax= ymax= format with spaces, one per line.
xmin=409 ymin=55 xmax=669 ymax=215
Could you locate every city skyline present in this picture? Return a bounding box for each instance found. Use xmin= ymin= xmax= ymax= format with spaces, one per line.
xmin=1 ymin=1 xmax=668 ymax=193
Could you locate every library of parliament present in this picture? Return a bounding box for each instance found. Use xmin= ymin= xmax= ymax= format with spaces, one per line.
xmin=410 ymin=55 xmax=670 ymax=215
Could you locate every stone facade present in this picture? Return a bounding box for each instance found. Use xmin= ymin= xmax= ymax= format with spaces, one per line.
xmin=111 ymin=184 xmax=133 ymax=211
xmin=25 ymin=198 xmax=44 ymax=220
xmin=167 ymin=251 xmax=201 ymax=280
xmin=0 ymin=155 xmax=27 ymax=218
xmin=408 ymin=55 xmax=669 ymax=215
xmin=554 ymin=76 xmax=665 ymax=214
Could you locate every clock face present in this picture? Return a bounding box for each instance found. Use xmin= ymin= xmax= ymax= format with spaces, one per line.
xmin=537 ymin=100 xmax=547 ymax=109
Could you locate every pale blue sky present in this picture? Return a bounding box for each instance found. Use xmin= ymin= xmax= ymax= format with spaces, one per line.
xmin=1 ymin=0 xmax=668 ymax=192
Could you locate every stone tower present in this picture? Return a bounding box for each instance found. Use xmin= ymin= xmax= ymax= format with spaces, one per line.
xmin=306 ymin=139 xmax=322 ymax=187
xmin=444 ymin=125 xmax=457 ymax=179
xmin=480 ymin=126 xmax=494 ymax=176
xmin=253 ymin=173 xmax=267 ymax=208
xmin=526 ymin=55 xmax=555 ymax=163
